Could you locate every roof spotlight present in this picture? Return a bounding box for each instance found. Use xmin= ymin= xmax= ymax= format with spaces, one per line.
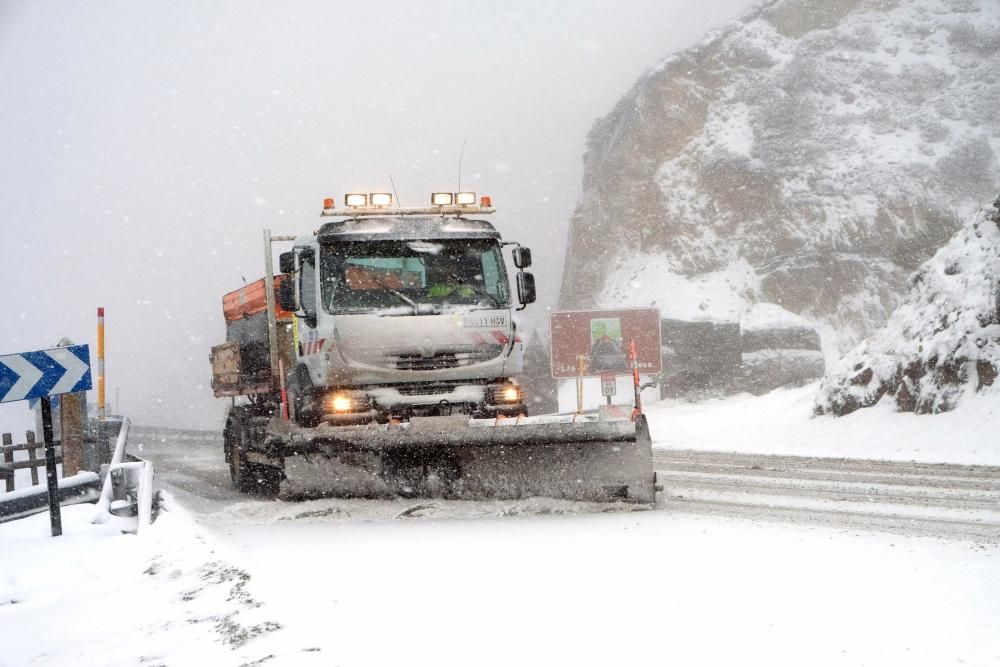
xmin=455 ymin=192 xmax=476 ymax=206
xmin=370 ymin=192 xmax=393 ymax=207
xmin=344 ymin=193 xmax=368 ymax=207
xmin=431 ymin=192 xmax=454 ymax=206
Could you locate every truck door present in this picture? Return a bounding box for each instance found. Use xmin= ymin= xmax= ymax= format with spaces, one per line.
xmin=298 ymin=248 xmax=318 ymax=327
xmin=296 ymin=248 xmax=324 ymax=384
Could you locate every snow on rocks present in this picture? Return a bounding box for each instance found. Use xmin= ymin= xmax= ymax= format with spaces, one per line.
xmin=562 ymin=0 xmax=1000 ymax=349
xmin=816 ymin=200 xmax=1000 ymax=416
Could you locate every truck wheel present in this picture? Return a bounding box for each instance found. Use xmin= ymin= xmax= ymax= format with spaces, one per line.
xmin=292 ymin=392 xmax=321 ymax=428
xmin=288 ymin=366 xmax=321 ymax=428
xmin=226 ymin=407 xmax=255 ymax=492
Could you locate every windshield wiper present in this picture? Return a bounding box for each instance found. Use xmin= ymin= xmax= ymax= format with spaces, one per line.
xmin=439 ymin=271 xmax=502 ymax=308
xmin=366 ymin=274 xmax=418 ymax=312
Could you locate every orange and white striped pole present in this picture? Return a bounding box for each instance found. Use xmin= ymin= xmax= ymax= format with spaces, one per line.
xmin=97 ymin=307 xmax=106 ymax=421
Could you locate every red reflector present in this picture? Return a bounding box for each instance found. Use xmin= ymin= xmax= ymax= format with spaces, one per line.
xmin=480 ymin=195 xmax=492 ymax=207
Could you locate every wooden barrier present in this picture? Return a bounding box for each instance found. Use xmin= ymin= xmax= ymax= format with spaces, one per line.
xmin=0 ymin=431 xmax=62 ymax=492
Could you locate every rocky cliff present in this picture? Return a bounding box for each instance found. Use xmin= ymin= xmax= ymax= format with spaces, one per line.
xmin=815 ymin=198 xmax=1000 ymax=414
xmin=560 ymin=0 xmax=1000 ymax=347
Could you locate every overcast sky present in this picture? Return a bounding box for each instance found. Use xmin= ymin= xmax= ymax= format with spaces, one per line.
xmin=0 ymin=0 xmax=757 ymax=431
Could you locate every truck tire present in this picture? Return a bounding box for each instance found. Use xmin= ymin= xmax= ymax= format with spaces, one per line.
xmin=226 ymin=406 xmax=282 ymax=495
xmin=288 ymin=365 xmax=321 ymax=428
xmin=225 ymin=406 xmax=254 ymax=492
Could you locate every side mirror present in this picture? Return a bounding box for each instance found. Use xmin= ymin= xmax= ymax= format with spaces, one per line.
xmin=516 ymin=271 xmax=536 ymax=307
xmin=278 ymin=277 xmax=298 ymax=312
xmin=279 ymin=251 xmax=296 ymax=275
xmin=512 ymin=247 xmax=532 ymax=269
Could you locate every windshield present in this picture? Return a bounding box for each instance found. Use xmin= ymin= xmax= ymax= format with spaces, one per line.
xmin=320 ymin=239 xmax=510 ymax=314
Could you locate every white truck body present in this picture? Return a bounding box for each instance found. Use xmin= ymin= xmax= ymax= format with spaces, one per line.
xmin=285 ymin=214 xmax=527 ymax=421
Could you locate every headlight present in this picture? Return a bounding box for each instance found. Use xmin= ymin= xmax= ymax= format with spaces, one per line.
xmin=326 ymin=391 xmax=367 ymax=413
xmin=488 ymin=384 xmax=523 ymax=404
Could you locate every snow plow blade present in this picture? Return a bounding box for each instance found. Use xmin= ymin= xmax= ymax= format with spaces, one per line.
xmin=273 ymin=414 xmax=655 ymax=503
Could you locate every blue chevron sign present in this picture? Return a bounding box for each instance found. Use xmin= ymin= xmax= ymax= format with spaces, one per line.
xmin=0 ymin=345 xmax=92 ymax=404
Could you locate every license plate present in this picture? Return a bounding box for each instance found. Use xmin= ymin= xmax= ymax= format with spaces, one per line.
xmin=462 ymin=311 xmax=509 ymax=329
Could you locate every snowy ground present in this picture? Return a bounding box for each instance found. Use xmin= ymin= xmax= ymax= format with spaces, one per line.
xmin=2 ymin=492 xmax=998 ymax=667
xmin=2 ymin=386 xmax=999 ymax=666
xmin=649 ymin=382 xmax=1000 ymax=465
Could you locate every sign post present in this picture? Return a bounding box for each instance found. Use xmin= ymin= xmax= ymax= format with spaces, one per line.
xmin=39 ymin=396 xmax=62 ymax=536
xmin=0 ymin=344 xmax=92 ymax=537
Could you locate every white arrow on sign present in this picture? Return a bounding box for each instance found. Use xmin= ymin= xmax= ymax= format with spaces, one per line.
xmin=2 ymin=355 xmax=44 ymax=403
xmin=46 ymin=347 xmax=91 ymax=395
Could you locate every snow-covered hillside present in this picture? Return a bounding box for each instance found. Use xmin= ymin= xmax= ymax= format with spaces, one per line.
xmin=816 ymin=199 xmax=1000 ymax=415
xmin=561 ymin=0 xmax=1000 ymax=348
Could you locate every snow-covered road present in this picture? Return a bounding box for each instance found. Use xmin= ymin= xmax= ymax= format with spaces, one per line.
xmin=655 ymin=449 xmax=1000 ymax=542
xmin=4 ymin=404 xmax=999 ymax=666
xmin=130 ymin=423 xmax=1000 ymax=543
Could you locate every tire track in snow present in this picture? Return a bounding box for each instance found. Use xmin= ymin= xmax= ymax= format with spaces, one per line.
xmin=654 ymin=449 xmax=1000 ymax=543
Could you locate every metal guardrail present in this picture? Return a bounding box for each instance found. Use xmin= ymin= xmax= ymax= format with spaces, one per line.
xmin=0 ymin=473 xmax=101 ymax=524
xmin=0 ymin=417 xmax=156 ymax=531
xmin=92 ymin=418 xmax=155 ymax=532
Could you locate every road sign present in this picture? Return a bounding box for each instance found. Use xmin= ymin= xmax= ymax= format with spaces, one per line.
xmin=0 ymin=344 xmax=91 ymax=538
xmin=550 ymin=309 xmax=661 ymax=379
xmin=0 ymin=345 xmax=92 ymax=404
xmin=600 ymin=372 xmax=617 ymax=397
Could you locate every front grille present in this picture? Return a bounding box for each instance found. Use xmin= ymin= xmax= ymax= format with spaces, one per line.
xmin=386 ymin=346 xmax=503 ymax=371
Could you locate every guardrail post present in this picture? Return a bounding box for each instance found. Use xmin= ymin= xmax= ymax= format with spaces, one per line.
xmin=2 ymin=433 xmax=12 ymax=492
xmin=26 ymin=431 xmax=39 ymax=485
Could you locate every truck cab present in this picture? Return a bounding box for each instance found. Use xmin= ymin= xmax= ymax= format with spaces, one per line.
xmin=279 ymin=195 xmax=536 ymax=425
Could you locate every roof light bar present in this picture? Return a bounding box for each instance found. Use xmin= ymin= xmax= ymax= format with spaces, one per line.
xmin=319 ymin=192 xmax=495 ymax=217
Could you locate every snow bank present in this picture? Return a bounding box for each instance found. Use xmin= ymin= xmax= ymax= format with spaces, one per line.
xmin=647 ymin=381 xmax=999 ymax=465
xmin=0 ymin=494 xmax=325 ymax=666
xmin=816 ymin=202 xmax=1000 ymax=415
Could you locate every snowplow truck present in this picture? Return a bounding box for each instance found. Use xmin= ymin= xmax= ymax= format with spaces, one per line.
xmin=210 ymin=193 xmax=655 ymax=502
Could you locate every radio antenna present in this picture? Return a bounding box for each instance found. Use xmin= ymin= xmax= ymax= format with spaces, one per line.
xmin=458 ymin=138 xmax=468 ymax=192
xmin=388 ymin=173 xmax=402 ymax=207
